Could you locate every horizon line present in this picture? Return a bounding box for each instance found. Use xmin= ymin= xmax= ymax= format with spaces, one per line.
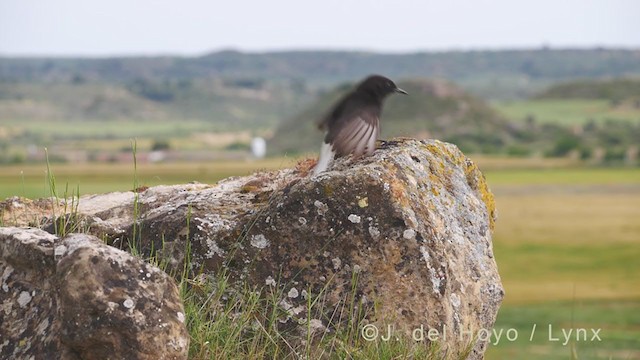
xmin=1 ymin=44 xmax=639 ymax=59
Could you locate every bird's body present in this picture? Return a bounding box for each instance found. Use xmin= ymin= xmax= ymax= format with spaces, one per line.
xmin=313 ymin=75 xmax=407 ymax=175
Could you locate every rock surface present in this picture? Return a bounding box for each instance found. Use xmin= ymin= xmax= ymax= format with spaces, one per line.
xmin=0 ymin=227 xmax=188 ymax=360
xmin=1 ymin=138 xmax=503 ymax=359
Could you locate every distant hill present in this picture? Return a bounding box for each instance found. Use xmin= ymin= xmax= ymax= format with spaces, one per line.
xmin=2 ymin=49 xmax=639 ymax=163
xmin=268 ymin=79 xmax=523 ymax=155
xmin=534 ymin=78 xmax=640 ymax=102
xmin=0 ymin=78 xmax=313 ymax=130
xmin=2 ymin=48 xmax=640 ymax=100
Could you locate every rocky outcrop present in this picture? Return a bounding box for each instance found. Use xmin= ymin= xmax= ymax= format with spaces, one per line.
xmin=0 ymin=227 xmax=188 ymax=360
xmin=1 ymin=138 xmax=502 ymax=359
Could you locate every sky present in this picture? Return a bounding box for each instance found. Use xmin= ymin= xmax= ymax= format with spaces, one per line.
xmin=1 ymin=0 xmax=639 ymax=57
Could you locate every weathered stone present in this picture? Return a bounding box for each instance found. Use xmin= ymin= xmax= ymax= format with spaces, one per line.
xmin=0 ymin=228 xmax=57 ymax=358
xmin=2 ymin=138 xmax=503 ymax=359
xmin=0 ymin=228 xmax=188 ymax=360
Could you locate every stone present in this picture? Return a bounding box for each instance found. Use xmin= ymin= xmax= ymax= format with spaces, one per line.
xmin=1 ymin=138 xmax=503 ymax=359
xmin=0 ymin=228 xmax=188 ymax=360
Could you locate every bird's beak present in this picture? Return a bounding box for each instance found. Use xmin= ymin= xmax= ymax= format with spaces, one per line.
xmin=395 ymin=87 xmax=408 ymax=95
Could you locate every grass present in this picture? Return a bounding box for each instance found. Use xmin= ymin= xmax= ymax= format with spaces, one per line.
xmin=487 ymin=300 xmax=640 ymax=359
xmin=178 ymin=267 xmax=452 ymax=359
xmin=493 ymin=99 xmax=640 ymax=126
xmin=1 ymin=119 xmax=222 ymax=140
xmin=485 ymin=166 xmax=640 ymax=358
xmin=485 ymin=167 xmax=640 ymax=186
xmin=0 ymin=158 xmax=296 ymax=199
xmin=1 ymin=156 xmax=639 ymax=359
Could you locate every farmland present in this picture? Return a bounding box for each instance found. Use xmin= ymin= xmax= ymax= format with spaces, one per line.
xmin=494 ymin=99 xmax=640 ymax=126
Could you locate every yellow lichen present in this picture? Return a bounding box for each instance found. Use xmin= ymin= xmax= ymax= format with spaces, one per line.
xmin=423 ymin=141 xmax=465 ymax=167
xmin=426 ymin=140 xmax=496 ymax=229
xmin=464 ymin=161 xmax=496 ymax=230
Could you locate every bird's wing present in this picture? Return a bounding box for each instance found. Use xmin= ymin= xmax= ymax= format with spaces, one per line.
xmin=328 ymin=108 xmax=379 ymax=158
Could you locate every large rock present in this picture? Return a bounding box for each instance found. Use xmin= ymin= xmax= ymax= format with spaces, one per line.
xmin=1 ymin=138 xmax=503 ymax=359
xmin=0 ymin=227 xmax=188 ymax=360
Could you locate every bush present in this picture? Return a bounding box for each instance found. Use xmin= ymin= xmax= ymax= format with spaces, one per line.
xmin=548 ymin=133 xmax=581 ymax=157
xmin=151 ymin=139 xmax=171 ymax=151
xmin=225 ymin=141 xmax=250 ymax=151
xmin=506 ymin=145 xmax=532 ymax=157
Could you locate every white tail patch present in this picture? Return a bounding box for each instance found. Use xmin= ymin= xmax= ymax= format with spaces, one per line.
xmin=313 ymin=142 xmax=335 ymax=176
xmin=364 ymin=125 xmax=379 ymax=155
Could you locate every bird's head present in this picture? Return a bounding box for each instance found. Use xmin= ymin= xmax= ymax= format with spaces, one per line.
xmin=357 ymin=75 xmax=408 ymax=99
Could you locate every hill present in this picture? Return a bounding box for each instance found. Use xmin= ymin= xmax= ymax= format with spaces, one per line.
xmin=2 ymin=48 xmax=640 ymax=100
xmin=534 ymin=78 xmax=640 ymax=102
xmin=0 ymin=78 xmax=314 ymax=130
xmin=495 ymin=78 xmax=640 ymax=126
xmin=268 ymin=79 xmax=523 ymax=155
xmin=493 ymin=78 xmax=640 ymax=162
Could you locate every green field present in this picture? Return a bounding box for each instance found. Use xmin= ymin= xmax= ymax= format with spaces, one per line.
xmin=1 ymin=119 xmax=223 ymax=139
xmin=1 ymin=158 xmax=639 ymax=359
xmin=494 ymin=99 xmax=640 ymax=125
xmin=0 ymin=159 xmax=296 ymax=199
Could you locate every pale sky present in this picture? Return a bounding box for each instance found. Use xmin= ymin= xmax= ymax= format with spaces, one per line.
xmin=1 ymin=0 xmax=639 ymax=56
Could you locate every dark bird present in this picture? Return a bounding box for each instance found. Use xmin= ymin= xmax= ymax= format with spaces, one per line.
xmin=313 ymin=75 xmax=407 ymax=175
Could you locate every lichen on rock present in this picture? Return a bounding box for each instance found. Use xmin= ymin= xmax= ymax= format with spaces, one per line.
xmin=0 ymin=228 xmax=188 ymax=360
xmin=1 ymin=138 xmax=502 ymax=359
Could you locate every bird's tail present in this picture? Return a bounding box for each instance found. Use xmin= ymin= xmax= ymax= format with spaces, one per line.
xmin=313 ymin=142 xmax=335 ymax=176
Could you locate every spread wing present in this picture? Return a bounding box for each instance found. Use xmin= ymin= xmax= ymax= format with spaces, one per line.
xmin=325 ymin=107 xmax=380 ymax=158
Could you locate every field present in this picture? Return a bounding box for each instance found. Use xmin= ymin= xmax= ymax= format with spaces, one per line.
xmin=494 ymin=99 xmax=640 ymax=125
xmin=1 ymin=158 xmax=639 ymax=359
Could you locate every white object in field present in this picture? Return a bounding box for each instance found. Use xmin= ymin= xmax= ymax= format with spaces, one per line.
xmin=313 ymin=142 xmax=335 ymax=176
xmin=251 ymin=137 xmax=266 ymax=158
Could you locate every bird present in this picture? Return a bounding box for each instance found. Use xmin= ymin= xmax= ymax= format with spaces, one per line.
xmin=313 ymin=75 xmax=407 ymax=175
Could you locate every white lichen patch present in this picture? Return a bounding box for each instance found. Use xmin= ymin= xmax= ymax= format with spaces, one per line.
xmin=368 ymin=225 xmax=380 ymax=238
xmin=250 ymin=234 xmax=269 ymax=249
xmin=1 ymin=266 xmax=14 ymax=292
xmin=204 ymin=238 xmax=225 ymax=258
xmin=288 ymin=287 xmax=299 ymax=298
xmin=298 ymin=217 xmax=307 ymax=225
xmin=403 ymin=228 xmax=416 ymax=240
xmin=279 ymin=299 xmax=293 ymax=311
xmin=291 ymin=305 xmax=305 ymax=316
xmin=265 ymin=276 xmax=276 ymax=287
xmin=17 ymin=291 xmax=32 ymax=308
xmin=314 ymin=200 xmax=329 ymax=216
xmin=419 ymin=246 xmax=430 ymax=264
xmin=429 ymin=268 xmax=441 ymax=295
xmin=194 ymin=214 xmax=235 ymax=233
xmin=176 ymin=311 xmax=185 ymax=323
xmin=332 ymin=257 xmax=342 ymax=270
xmin=123 ymin=298 xmax=135 ymax=310
xmin=106 ymin=301 xmax=118 ymax=313
xmin=348 ymin=214 xmax=361 ymax=223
